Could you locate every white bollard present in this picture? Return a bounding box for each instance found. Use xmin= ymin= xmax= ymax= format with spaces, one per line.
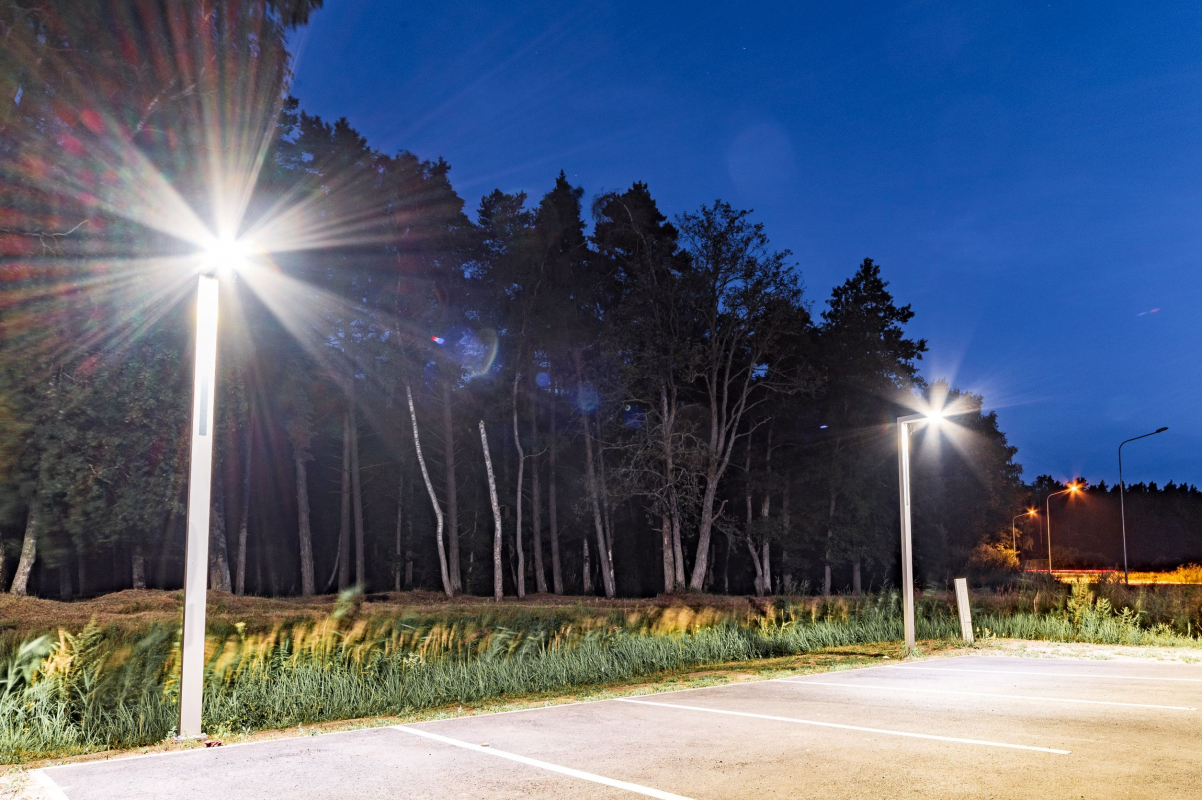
xmin=954 ymin=578 xmax=974 ymax=644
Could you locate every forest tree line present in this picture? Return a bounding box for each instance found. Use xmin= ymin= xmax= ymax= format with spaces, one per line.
xmin=1 ymin=2 xmax=1191 ymax=602
xmin=1021 ymin=477 xmax=1202 ymax=571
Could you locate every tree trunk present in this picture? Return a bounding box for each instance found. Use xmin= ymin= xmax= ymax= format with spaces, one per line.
xmin=442 ymin=379 xmax=462 ymax=593
xmin=705 ymin=537 xmax=715 ymax=591
xmin=781 ymin=484 xmax=792 ymax=592
xmin=660 ymin=383 xmax=685 ymax=589
xmin=394 ymin=469 xmax=404 ymax=592
xmin=131 ymin=542 xmax=146 ymax=590
xmin=722 ymin=533 xmax=730 ymax=594
xmin=338 ymin=411 xmax=352 ymax=590
xmin=572 ymin=349 xmax=615 ymax=597
xmin=760 ymin=425 xmax=772 ymax=594
xmin=255 ymin=520 xmax=263 ymax=594
xmin=598 ymin=448 xmax=616 ymax=591
xmin=265 ymin=527 xmax=279 ymax=596
xmin=349 ymin=379 xmax=366 ymax=588
xmin=9 ymin=499 xmax=38 ymax=596
xmin=747 ymin=538 xmax=765 ymax=597
xmin=852 ymin=560 xmax=862 ymax=596
xmin=409 ymin=385 xmax=452 ymax=597
xmin=479 ymin=420 xmax=503 ymax=601
xmin=529 ymin=381 xmax=546 ymax=594
xmin=689 ymin=477 xmax=720 ymax=590
xmin=672 ymin=515 xmax=686 ymax=590
xmin=662 ymin=515 xmax=675 ymax=593
xmin=548 ymin=389 xmax=563 ymax=594
xmin=762 ymin=540 xmax=772 ymax=595
xmin=209 ymin=479 xmax=232 ymax=592
xmin=823 ymin=487 xmax=837 ymax=597
xmin=235 ymin=415 xmax=253 ymax=596
xmin=745 ymin=440 xmax=758 ymax=595
xmin=582 ymin=537 xmax=592 ymax=594
xmin=404 ymin=472 xmax=415 ymax=588
xmin=58 ymin=561 xmax=72 ymax=599
xmin=512 ymin=375 xmax=526 ymax=598
xmin=294 ymin=452 xmax=316 ymax=595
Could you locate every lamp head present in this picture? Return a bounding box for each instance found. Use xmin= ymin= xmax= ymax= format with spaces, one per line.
xmin=926 ymin=410 xmax=944 ymax=426
xmin=1028 ymin=508 xmax=1037 ymax=516
xmin=200 ymin=236 xmax=252 ymax=278
xmin=1155 ymin=426 xmax=1168 ymax=434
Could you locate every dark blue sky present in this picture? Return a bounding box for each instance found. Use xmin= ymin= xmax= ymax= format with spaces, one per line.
xmin=290 ymin=2 xmax=1202 ymax=487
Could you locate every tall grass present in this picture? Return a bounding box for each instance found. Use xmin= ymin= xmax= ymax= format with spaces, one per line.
xmin=1 ymin=585 xmax=1197 ymax=763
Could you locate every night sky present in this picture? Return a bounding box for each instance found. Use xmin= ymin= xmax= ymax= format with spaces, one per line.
xmin=289 ymin=2 xmax=1202 ymax=487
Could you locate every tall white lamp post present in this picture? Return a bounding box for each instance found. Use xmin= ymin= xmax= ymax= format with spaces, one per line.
xmin=896 ymin=410 xmax=944 ymax=654
xmin=179 ymin=238 xmax=248 ymax=739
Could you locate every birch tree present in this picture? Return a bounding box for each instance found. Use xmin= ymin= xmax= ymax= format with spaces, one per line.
xmin=676 ymin=202 xmax=811 ymax=591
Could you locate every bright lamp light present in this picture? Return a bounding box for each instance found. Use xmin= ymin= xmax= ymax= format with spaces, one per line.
xmin=200 ymin=236 xmax=252 ymax=277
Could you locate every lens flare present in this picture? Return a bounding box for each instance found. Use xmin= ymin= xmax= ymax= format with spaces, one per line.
xmin=0 ymin=5 xmax=457 ymax=414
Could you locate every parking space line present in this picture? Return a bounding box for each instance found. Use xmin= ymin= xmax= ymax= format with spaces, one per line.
xmin=30 ymin=771 xmax=70 ymax=800
xmin=392 ymin=726 xmax=695 ymax=799
xmin=777 ymin=678 xmax=1197 ymax=710
xmin=883 ymin=664 xmax=1202 ymax=682
xmin=615 ymin=698 xmax=1071 ymax=754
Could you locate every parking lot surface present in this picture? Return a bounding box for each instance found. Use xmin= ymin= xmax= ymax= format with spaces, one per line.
xmin=38 ymin=655 xmax=1202 ymax=799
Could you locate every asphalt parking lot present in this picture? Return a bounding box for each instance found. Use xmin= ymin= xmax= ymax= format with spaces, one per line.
xmin=36 ymin=655 xmax=1202 ymax=799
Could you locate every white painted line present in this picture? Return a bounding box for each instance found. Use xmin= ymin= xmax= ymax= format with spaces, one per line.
xmin=884 ymin=664 xmax=1202 ymax=683
xmin=414 ymin=661 xmax=901 ymax=726
xmin=615 ymin=698 xmax=1071 ymax=754
xmin=392 ymin=726 xmax=695 ymax=800
xmin=30 ymin=770 xmax=71 ymax=800
xmin=778 ymin=679 xmax=1197 ymax=710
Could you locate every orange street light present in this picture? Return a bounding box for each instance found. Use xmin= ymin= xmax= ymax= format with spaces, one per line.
xmin=1012 ymin=509 xmax=1036 ymax=554
xmin=1045 ymin=483 xmax=1080 ymax=574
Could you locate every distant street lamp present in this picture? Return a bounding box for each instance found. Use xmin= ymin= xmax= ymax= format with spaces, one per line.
xmin=1045 ymin=483 xmax=1081 ymax=575
xmin=1118 ymin=427 xmax=1169 ymax=584
xmin=1012 ymin=509 xmax=1036 ymax=554
xmin=896 ymin=409 xmax=963 ymax=654
xmin=178 ymin=237 xmax=251 ymax=739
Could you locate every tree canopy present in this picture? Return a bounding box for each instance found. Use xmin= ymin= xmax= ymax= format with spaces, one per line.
xmin=9 ymin=1 xmax=1177 ymax=602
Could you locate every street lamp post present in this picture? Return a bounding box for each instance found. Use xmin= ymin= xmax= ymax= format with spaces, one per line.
xmin=896 ymin=410 xmax=951 ymax=654
xmin=179 ymin=273 xmax=219 ymax=739
xmin=1012 ymin=509 xmax=1035 ymax=554
xmin=178 ymin=238 xmax=249 ymax=739
xmin=1118 ymin=427 xmax=1168 ymax=585
xmin=1045 ymin=484 xmax=1080 ymax=576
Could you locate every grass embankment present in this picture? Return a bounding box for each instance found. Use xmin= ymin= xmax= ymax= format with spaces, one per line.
xmin=2 ymin=581 xmax=1200 ymax=764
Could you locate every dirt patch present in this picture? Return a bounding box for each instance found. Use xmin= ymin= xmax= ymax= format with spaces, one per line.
xmin=0 ymin=589 xmax=805 ymax=641
xmin=977 ymin=638 xmax=1202 ymax=663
